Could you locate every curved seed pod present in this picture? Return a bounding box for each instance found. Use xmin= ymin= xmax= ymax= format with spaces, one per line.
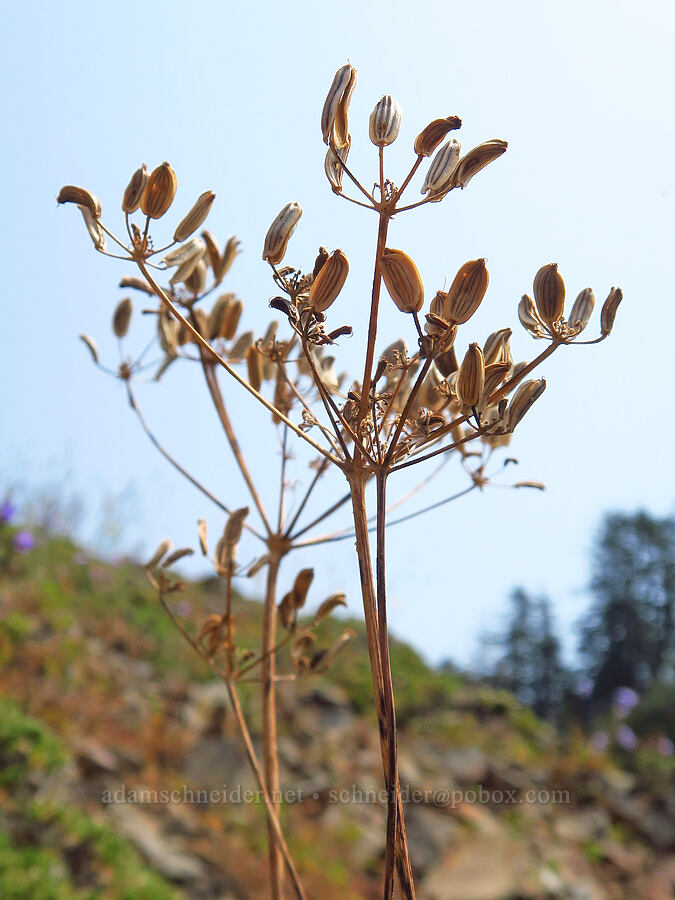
xmin=157 ymin=307 xmax=178 ymax=353
xmin=201 ymin=230 xmax=221 ymax=276
xmin=436 ymin=344 xmax=458 ymax=378
xmin=309 ymin=249 xmax=349 ymax=312
xmin=262 ymin=202 xmax=302 ymax=265
xmin=245 ymin=345 xmax=263 ymax=391
xmin=57 ymin=185 xmax=101 ymax=218
xmin=216 ymin=507 xmax=249 ymax=573
xmin=173 ymin=191 xmax=215 ymax=242
xmin=533 ymin=263 xmax=565 ymax=326
xmin=141 ymin=162 xmax=177 ymax=219
xmin=185 ymin=259 xmax=207 ymax=294
xmin=79 ymin=334 xmax=99 ymax=364
xmin=119 ymin=275 xmax=153 ymax=294
xmin=218 ymin=236 xmax=241 ymax=281
xmin=78 ymin=207 xmax=105 ymax=250
xmin=381 ymin=248 xmax=424 ymax=313
xmin=162 ymin=547 xmax=194 ymax=568
xmin=324 ymin=142 xmax=350 ymax=194
xmin=291 ymin=633 xmax=316 ymax=665
xmin=421 ymin=139 xmax=461 ymax=199
xmin=506 ymin=378 xmax=546 ymax=430
xmin=369 ymin=95 xmax=402 ymax=146
xmin=163 ymin=236 xmax=206 ymax=269
xmin=414 ymin=116 xmax=462 ymax=157
xmin=222 ymin=298 xmax=243 ymax=340
xmin=121 ymin=165 xmax=147 ymax=213
xmin=451 ymin=139 xmax=507 ymax=189
xmin=483 ymin=361 xmax=511 ymax=398
xmin=443 ymin=259 xmax=489 ymax=324
xmin=290 ymin=568 xmax=314 ymax=609
xmin=313 ymin=246 xmax=330 ymax=278
xmin=190 ymin=308 xmax=209 ymax=341
xmin=323 ymin=628 xmax=356 ymax=666
xmin=568 ymin=288 xmax=595 ymax=331
xmin=518 ymin=294 xmax=546 ymax=336
xmin=197 ymin=518 xmax=208 ymax=556
xmin=209 ymin=294 xmax=233 ymax=339
xmin=112 ymin=297 xmax=132 ymax=338
xmin=230 ymin=330 xmax=254 ymax=360
xmin=483 ymin=328 xmax=512 ymax=366
xmin=456 ymin=343 xmax=485 ymax=408
xmin=601 ymin=287 xmax=622 ymax=336
xmin=146 ymin=538 xmax=172 ymax=569
xmin=321 ymin=63 xmax=357 ymax=148
xmin=169 ymin=245 xmax=207 ymax=286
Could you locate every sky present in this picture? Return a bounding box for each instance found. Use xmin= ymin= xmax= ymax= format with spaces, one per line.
xmin=2 ymin=0 xmax=674 ymax=667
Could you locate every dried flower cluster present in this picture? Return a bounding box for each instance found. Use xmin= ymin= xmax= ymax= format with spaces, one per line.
xmin=60 ymin=60 xmax=621 ymax=900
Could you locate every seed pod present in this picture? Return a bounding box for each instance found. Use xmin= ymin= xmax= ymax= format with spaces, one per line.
xmin=162 ymin=547 xmax=194 ymax=568
xmin=173 ymin=191 xmax=216 ymax=242
xmin=278 ymin=594 xmax=296 ymax=631
xmin=119 ymin=275 xmax=153 ymax=294
xmin=201 ymin=230 xmax=221 ymax=276
xmin=483 ymin=328 xmax=512 ymax=366
xmin=321 ymin=63 xmax=357 ymax=149
xmin=600 ymin=287 xmax=623 ymax=336
xmin=421 ymin=140 xmax=461 ymax=198
xmin=324 ymin=142 xmax=350 ymax=193
xmin=185 ymin=259 xmax=207 ymax=294
xmin=121 ymin=165 xmax=148 ymax=213
xmin=169 ymin=249 xmax=207 ymax=287
xmin=78 ymin=207 xmax=105 ymax=250
xmin=146 ymin=538 xmax=172 ymax=569
xmin=506 ymin=378 xmax=546 ymax=430
xmin=216 ymin=507 xmax=249 ymax=573
xmin=57 ymin=185 xmax=101 ymax=218
xmin=323 ymin=628 xmax=356 ymax=666
xmin=157 ymin=307 xmax=178 ymax=353
xmin=221 ymin=299 xmax=243 ymax=340
xmin=209 ymin=294 xmax=233 ymax=339
xmin=381 ymin=248 xmax=424 ymax=314
xmin=141 ymin=162 xmax=177 ymax=219
xmin=456 ymin=343 xmax=485 ymax=408
xmin=568 ymin=288 xmax=595 ymax=331
xmin=164 ymin=236 xmax=206 ymax=269
xmin=246 ymin=345 xmax=263 ymax=391
xmin=197 ymin=518 xmax=208 ymax=556
xmin=291 ymin=633 xmax=316 ymax=666
xmin=262 ymin=202 xmax=302 ymax=265
xmin=451 ymin=139 xmax=507 ymax=189
xmin=79 ymin=334 xmax=99 ymax=364
xmin=218 ymin=236 xmax=240 ymax=281
xmin=112 ymin=297 xmax=132 ymax=338
xmin=313 ymin=246 xmax=330 ymax=278
xmin=290 ymin=568 xmax=314 ymax=609
xmin=436 ymin=344 xmax=458 ymax=378
xmin=414 ymin=116 xmax=462 ymax=157
xmin=230 ymin=330 xmax=254 ymax=360
xmin=443 ymin=259 xmax=489 ymax=324
xmin=483 ymin=361 xmax=511 ymax=398
xmin=518 ymin=294 xmax=545 ymax=336
xmin=369 ymin=95 xmax=402 ymax=147
xmin=533 ymin=263 xmax=565 ymax=326
xmin=309 ymin=249 xmax=349 ymax=312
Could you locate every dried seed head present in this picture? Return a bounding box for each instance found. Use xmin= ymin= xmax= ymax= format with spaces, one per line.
xmin=146 ymin=538 xmax=173 ymax=569
xmin=222 ymin=299 xmax=243 ymax=340
xmin=185 ymin=259 xmax=207 ymax=294
xmin=483 ymin=328 xmax=512 ymax=366
xmin=568 ymin=288 xmax=595 ymax=332
xmin=506 ymin=378 xmax=546 ymax=430
xmin=369 ymin=95 xmax=402 ymax=147
xmin=246 ymin=345 xmax=263 ymax=391
xmin=57 ymin=185 xmax=101 ymax=218
xmin=601 ymin=287 xmax=623 ymax=336
xmin=141 ymin=162 xmax=177 ymax=219
xmin=262 ymin=202 xmax=302 ymax=265
xmin=414 ymin=116 xmax=462 ymax=157
xmin=381 ymin=248 xmax=424 ymax=314
xmin=112 ymin=297 xmax=132 ymax=338
xmin=533 ymin=263 xmax=565 ymax=326
xmin=79 ymin=334 xmax=99 ymax=364
xmin=324 ymin=141 xmax=350 ymax=194
xmin=451 ymin=139 xmax=507 ymax=189
xmin=173 ymin=191 xmax=216 ymax=242
xmin=321 ymin=63 xmax=357 ymax=149
xmin=309 ymin=249 xmax=349 ymax=312
xmin=421 ymin=140 xmax=461 ymax=199
xmin=197 ymin=518 xmax=208 ymax=556
xmin=121 ymin=165 xmax=148 ymax=213
xmin=456 ymin=343 xmax=485 ymax=408
xmin=218 ymin=236 xmax=240 ymax=281
xmin=443 ymin=259 xmax=489 ymax=324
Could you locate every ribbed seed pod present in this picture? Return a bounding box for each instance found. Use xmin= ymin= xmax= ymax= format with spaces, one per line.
xmin=533 ymin=263 xmax=565 ymax=325
xmin=483 ymin=328 xmax=512 ymax=366
xmin=600 ymin=287 xmax=623 ymax=336
xmin=173 ymin=191 xmax=215 ymax=242
xmin=309 ymin=249 xmax=349 ymax=312
xmin=436 ymin=344 xmax=459 ymax=378
xmin=414 ymin=116 xmax=462 ymax=157
xmin=112 ymin=297 xmax=132 ymax=338
xmin=222 ymin=299 xmax=243 ymax=340
xmin=506 ymin=378 xmax=546 ymax=430
xmin=157 ymin=308 xmax=178 ymax=353
xmin=443 ymin=259 xmax=489 ymax=324
xmin=146 ymin=539 xmax=172 ymax=569
xmin=314 ymin=593 xmax=347 ymax=624
xmin=380 ymin=248 xmax=424 ymax=313
xmin=185 ymin=259 xmax=207 ymax=295
xmin=290 ymin=568 xmax=314 ymax=609
xmin=201 ymin=230 xmax=220 ymax=277
xmin=230 ymin=330 xmax=254 ymax=360
xmin=321 ymin=63 xmax=357 ymax=149
xmin=262 ymin=202 xmax=302 ymax=265
xmin=369 ymin=95 xmax=402 ymax=147
xmin=216 ymin=507 xmax=249 ymax=573
xmin=209 ymin=294 xmax=233 ymax=339
xmin=168 ymin=240 xmax=206 ymax=286
xmin=568 ymin=288 xmax=595 ymax=331
xmin=141 ymin=162 xmax=177 ymax=219
xmin=57 ymin=185 xmax=101 ymax=218
xmin=121 ymin=165 xmax=147 ymax=213
xmin=324 ymin=142 xmax=350 ymax=193
xmin=518 ymin=295 xmax=544 ymax=334
xmin=451 ymin=140 xmax=507 ymax=189
xmin=456 ymin=343 xmax=485 ymax=408
xmin=483 ymin=361 xmax=511 ymax=398
xmin=421 ymin=140 xmax=461 ymax=198
xmin=246 ymin=345 xmax=263 ymax=391
xmin=191 ymin=308 xmax=209 ymax=340
xmin=163 ymin=237 xmax=206 ymax=268
xmin=218 ymin=237 xmax=240 ymax=281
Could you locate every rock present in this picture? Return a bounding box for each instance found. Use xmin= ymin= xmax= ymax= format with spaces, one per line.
xmin=109 ymin=805 xmax=204 ymax=882
xmin=74 ymin=738 xmax=119 ymax=776
xmin=421 ymin=834 xmax=534 ymax=900
xmin=404 ymin=805 xmax=458 ymax=877
xmin=638 ymin=854 xmax=675 ymax=900
xmin=440 ymin=748 xmax=488 ymax=783
xmin=183 ymin=737 xmax=256 ymax=796
xmin=554 ymin=808 xmax=611 ymax=843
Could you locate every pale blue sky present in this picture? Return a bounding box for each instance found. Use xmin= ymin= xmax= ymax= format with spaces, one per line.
xmin=2 ymin=0 xmax=674 ymax=665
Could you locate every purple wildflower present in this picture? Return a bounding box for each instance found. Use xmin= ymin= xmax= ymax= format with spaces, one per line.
xmin=12 ymin=531 xmax=35 ymax=554
xmin=614 ymin=686 xmax=640 ymax=715
xmin=0 ymin=501 xmax=16 ymax=524
xmin=616 ymin=724 xmax=638 ymax=750
xmin=591 ymin=731 xmax=609 ymax=752
xmin=656 ymin=737 xmax=674 ymax=757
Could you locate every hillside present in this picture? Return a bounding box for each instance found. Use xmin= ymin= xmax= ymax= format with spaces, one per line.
xmin=1 ymin=532 xmax=674 ymax=899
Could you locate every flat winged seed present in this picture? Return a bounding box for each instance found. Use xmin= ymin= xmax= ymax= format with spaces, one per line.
xmin=146 ymin=538 xmax=173 ymax=569
xmin=533 ymin=263 xmax=565 ymax=325
xmin=321 ymin=63 xmax=357 ymax=148
xmin=324 ymin=142 xmax=350 ymax=193
xmin=456 ymin=343 xmax=485 ymax=408
xmin=421 ymin=139 xmax=461 ymax=198
xmin=309 ymin=249 xmax=349 ymax=312
xmin=245 ymin=345 xmax=263 ymax=391
xmin=112 ymin=297 xmax=133 ymax=338
xmin=79 ymin=334 xmax=99 ymax=363
xmin=57 ymin=185 xmax=101 ymax=218
xmin=507 ymin=378 xmax=546 ymax=430
xmin=197 ymin=518 xmax=208 ymax=556
xmin=79 ymin=207 xmax=105 ymax=250
xmin=443 ymin=259 xmax=489 ymax=324
xmin=141 ymin=162 xmax=177 ymax=219
xmin=121 ymin=165 xmax=148 ymax=213
xmin=414 ymin=116 xmax=462 ymax=157
xmin=218 ymin=236 xmax=241 ymax=281
xmin=262 ymin=202 xmax=302 ymax=265
xmin=601 ymin=287 xmax=623 ymax=335
xmin=483 ymin=328 xmax=512 ymax=366
xmin=173 ymin=191 xmax=216 ymax=242
xmin=369 ymin=95 xmax=402 ymax=147
xmin=381 ymin=248 xmax=424 ymax=314
xmin=568 ymin=288 xmax=595 ymax=331
xmin=451 ymin=139 xmax=507 ymax=189
xmin=119 ymin=275 xmax=153 ymax=294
